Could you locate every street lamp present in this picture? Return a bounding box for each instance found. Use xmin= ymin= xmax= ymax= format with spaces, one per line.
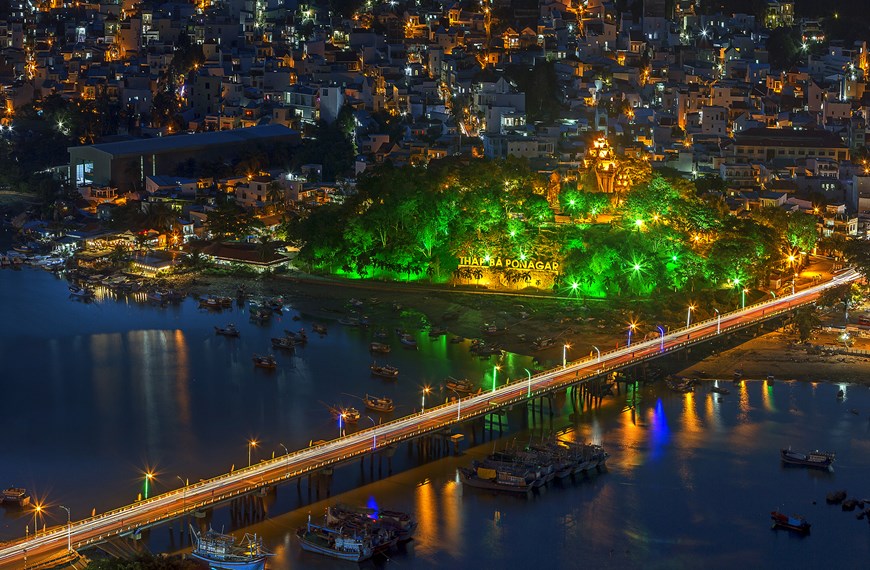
xmin=656 ymin=325 xmax=666 ymax=351
xmin=421 ymin=386 xmax=431 ymax=412
xmin=59 ymin=506 xmax=71 ymax=553
xmin=562 ymin=343 xmax=571 ymax=369
xmin=742 ymin=288 xmax=747 ymax=309
xmin=247 ymin=439 xmax=258 ymax=467
xmin=448 ymin=388 xmax=462 ymax=420
xmin=491 ymin=365 xmax=500 ymax=393
xmin=339 ymin=413 xmax=346 ymax=438
xmin=714 ymin=308 xmax=720 ymax=334
xmin=176 ymin=476 xmax=187 ymax=514
xmin=144 ymin=471 xmax=154 ymax=499
xmin=686 ymin=304 xmax=695 ymax=328
xmin=591 ymin=345 xmax=600 ymax=363
xmin=33 ymin=503 xmax=43 ymax=537
xmin=524 ymin=368 xmax=532 ymax=398
xmin=279 ymin=443 xmax=290 ymax=476
xmin=627 ymin=323 xmax=636 ymax=346
xmin=366 ymin=416 xmax=377 ymax=450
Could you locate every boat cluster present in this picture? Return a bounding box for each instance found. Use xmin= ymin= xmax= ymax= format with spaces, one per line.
xmin=460 ymin=439 xmax=608 ymax=494
xmin=2 ymin=251 xmax=66 ymax=271
xmin=297 ymin=504 xmax=417 ymax=562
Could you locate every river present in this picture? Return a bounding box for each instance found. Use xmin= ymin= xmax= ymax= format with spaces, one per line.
xmin=1 ymin=263 xmax=868 ymax=569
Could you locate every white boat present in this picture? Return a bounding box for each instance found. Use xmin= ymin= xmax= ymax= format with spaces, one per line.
xmin=190 ymin=526 xmax=272 ymax=570
xmin=296 ymin=517 xmax=373 ymax=562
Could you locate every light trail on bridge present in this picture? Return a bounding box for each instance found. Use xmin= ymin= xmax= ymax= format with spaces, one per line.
xmin=0 ymin=268 xmax=859 ymax=569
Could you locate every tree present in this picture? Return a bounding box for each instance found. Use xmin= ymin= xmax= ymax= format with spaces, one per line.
xmin=791 ymin=307 xmax=821 ymax=342
xmin=844 ymin=238 xmax=870 ymax=278
xmin=207 ymin=203 xmax=264 ymax=240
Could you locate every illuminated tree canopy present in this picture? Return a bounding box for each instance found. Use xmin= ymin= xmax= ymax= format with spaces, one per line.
xmin=287 ymin=159 xmax=814 ymax=297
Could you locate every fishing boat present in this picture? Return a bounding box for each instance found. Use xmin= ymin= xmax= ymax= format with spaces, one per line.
xmin=312 ymin=324 xmax=328 ymax=334
xmin=770 ymin=511 xmax=811 ymax=533
xmin=459 ymin=465 xmax=533 ymax=494
xmin=710 ymin=385 xmax=730 ymax=395
xmin=326 ymin=504 xmax=418 ymax=543
xmin=215 ymin=324 xmax=240 ymax=337
xmin=450 ymin=336 xmax=464 ymax=344
xmin=252 ymin=354 xmax=277 ymax=369
xmin=329 ymin=406 xmax=360 ymax=423
xmin=68 ymin=285 xmax=94 ymax=299
xmin=338 ymin=317 xmax=360 ymax=327
xmin=374 ymin=329 xmax=389 ymax=339
xmin=266 ymin=297 xmax=284 ymax=312
xmin=297 ymin=516 xmax=373 ymax=562
xmin=532 ymin=337 xmax=555 ymax=351
xmin=284 ymin=328 xmax=308 ymax=343
xmin=370 ymin=363 xmax=399 ymax=379
xmin=429 ymin=326 xmax=448 ymax=337
xmin=399 ymin=335 xmax=417 ymax=348
xmin=780 ymin=447 xmax=835 ymax=469
xmin=766 ymin=374 xmax=776 ymax=384
xmin=190 ymin=526 xmax=272 ymax=570
xmin=369 ymin=342 xmax=391 ymax=354
xmin=364 ymin=394 xmax=395 ymax=413
xmin=445 ymin=377 xmax=477 ymax=394
xmin=1 ymin=487 xmax=31 ymax=507
xmin=271 ymin=336 xmax=296 ymax=350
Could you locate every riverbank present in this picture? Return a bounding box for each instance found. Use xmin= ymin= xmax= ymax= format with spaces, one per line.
xmin=677 ymin=328 xmax=870 ymax=385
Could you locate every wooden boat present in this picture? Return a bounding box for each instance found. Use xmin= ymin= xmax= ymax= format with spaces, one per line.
xmin=710 ymin=385 xmax=730 ymax=395
xmin=374 ymin=329 xmax=389 ymax=339
xmin=1 ymin=487 xmax=31 ymax=507
xmin=271 ymin=336 xmax=295 ymax=350
xmin=215 ymin=324 xmax=240 ymax=337
xmin=445 ymin=377 xmax=477 ymax=394
xmin=284 ymin=329 xmax=308 ymax=343
xmin=297 ymin=517 xmax=373 ymax=562
xmin=429 ymin=326 xmax=448 ymax=337
xmin=252 ymin=354 xmax=277 ymax=369
xmin=68 ymin=285 xmax=94 ymax=299
xmin=370 ymin=363 xmax=399 ymax=379
xmin=766 ymin=374 xmax=776 ymax=384
xmin=329 ymin=406 xmax=360 ymax=423
xmin=364 ymin=394 xmax=395 ymax=413
xmin=532 ymin=337 xmax=555 ymax=351
xmin=399 ymin=335 xmax=417 ymax=348
xmin=459 ymin=465 xmax=533 ymax=494
xmin=326 ymin=504 xmax=418 ymax=543
xmin=780 ymin=447 xmax=835 ymax=469
xmin=770 ymin=511 xmax=811 ymax=533
xmin=312 ymin=324 xmax=328 ymax=334
xmin=369 ymin=342 xmax=391 ymax=354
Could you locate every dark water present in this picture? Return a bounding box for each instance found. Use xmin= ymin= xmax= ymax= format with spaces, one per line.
xmin=2 ymin=266 xmax=870 ymax=569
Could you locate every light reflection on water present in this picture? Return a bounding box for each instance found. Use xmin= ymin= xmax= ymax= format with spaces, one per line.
xmin=1 ymin=268 xmax=870 ymax=567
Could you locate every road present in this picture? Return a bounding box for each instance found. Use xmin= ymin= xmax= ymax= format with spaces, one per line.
xmin=0 ymin=268 xmax=859 ymax=569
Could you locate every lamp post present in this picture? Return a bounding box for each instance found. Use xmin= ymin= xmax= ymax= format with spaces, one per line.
xmin=562 ymin=344 xmax=570 ymax=369
xmin=176 ymin=476 xmax=187 ymax=514
xmin=59 ymin=505 xmax=71 ymax=553
xmin=686 ymin=304 xmax=694 ymax=328
xmin=448 ymin=388 xmax=462 ymax=420
xmin=339 ymin=413 xmax=345 ymax=438
xmin=32 ymin=504 xmax=42 ymax=537
xmin=366 ymin=416 xmax=377 ymax=450
xmin=279 ymin=443 xmax=290 ymax=476
xmin=714 ymin=308 xmax=720 ymax=334
xmin=491 ymin=365 xmax=500 ymax=393
xmin=742 ymin=288 xmax=747 ymax=309
xmin=591 ymin=345 xmax=600 ymax=363
xmin=247 ymin=439 xmax=258 ymax=467
xmin=144 ymin=471 xmax=154 ymax=500
xmin=656 ymin=326 xmax=665 ymax=351
xmin=524 ymin=368 xmax=532 ymax=398
xmin=421 ymin=386 xmax=431 ymax=412
xmin=627 ymin=323 xmax=636 ymax=347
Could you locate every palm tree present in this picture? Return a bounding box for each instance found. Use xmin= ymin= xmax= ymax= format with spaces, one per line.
xmin=255 ymin=235 xmax=273 ymax=262
xmin=147 ymin=202 xmax=176 ymax=232
xmin=265 ymin=181 xmax=285 ymax=214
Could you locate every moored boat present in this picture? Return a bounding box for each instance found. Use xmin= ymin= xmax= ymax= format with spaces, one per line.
xmin=459 ymin=465 xmax=533 ymax=494
xmin=215 ymin=324 xmax=240 ymax=337
xmin=364 ymin=394 xmax=395 ymax=413
xmin=370 ymin=363 xmax=399 ymax=379
xmin=780 ymin=447 xmax=835 ymax=469
xmin=770 ymin=511 xmax=811 ymax=533
xmin=369 ymin=342 xmax=391 ymax=354
xmin=271 ymin=336 xmax=296 ymax=350
xmin=329 ymin=405 xmax=361 ymax=423
xmin=297 ymin=517 xmax=373 ymax=562
xmin=445 ymin=377 xmax=477 ymax=394
xmin=252 ymin=354 xmax=277 ymax=369
xmin=1 ymin=487 xmax=31 ymax=507
xmin=190 ymin=526 xmax=272 ymax=570
xmin=312 ymin=324 xmax=328 ymax=334
xmin=399 ymin=335 xmax=417 ymax=348
xmin=325 ymin=504 xmax=418 ymax=543
xmin=68 ymin=285 xmax=94 ymax=299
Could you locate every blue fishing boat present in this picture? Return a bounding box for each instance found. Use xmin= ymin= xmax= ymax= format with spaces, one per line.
xmin=297 ymin=516 xmax=374 ymax=562
xmin=190 ymin=526 xmax=272 ymax=570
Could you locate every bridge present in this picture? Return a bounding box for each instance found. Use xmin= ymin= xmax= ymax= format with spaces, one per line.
xmin=0 ymin=268 xmax=860 ymax=568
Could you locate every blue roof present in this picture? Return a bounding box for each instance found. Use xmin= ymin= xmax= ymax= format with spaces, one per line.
xmin=72 ymin=125 xmax=298 ymax=158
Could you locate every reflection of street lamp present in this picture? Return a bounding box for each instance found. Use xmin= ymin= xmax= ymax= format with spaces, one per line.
xmin=59 ymin=506 xmax=71 ymax=552
xmin=247 ymin=439 xmax=258 ymax=467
